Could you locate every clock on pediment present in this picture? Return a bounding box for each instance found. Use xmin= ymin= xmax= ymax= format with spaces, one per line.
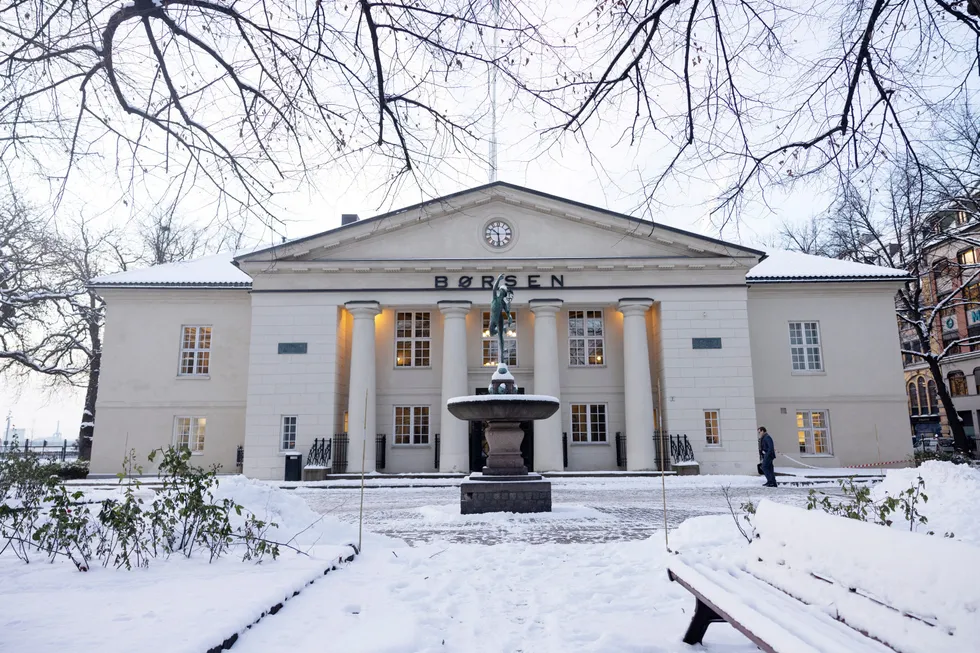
xmin=484 ymin=220 xmax=513 ymax=248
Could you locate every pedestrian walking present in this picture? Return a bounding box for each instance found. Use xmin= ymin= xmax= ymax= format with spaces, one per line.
xmin=758 ymin=426 xmax=778 ymax=487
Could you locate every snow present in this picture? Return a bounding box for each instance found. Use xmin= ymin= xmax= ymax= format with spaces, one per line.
xmin=89 ymin=252 xmax=252 ymax=288
xmin=491 ymin=365 xmax=515 ymax=380
xmin=447 ymin=394 xmax=559 ymax=405
xmin=870 ymin=461 xmax=980 ymax=543
xmin=748 ymin=249 xmax=908 ymax=282
xmin=750 ymin=499 xmax=980 ymax=652
xmin=0 ymin=475 xmax=378 ymax=653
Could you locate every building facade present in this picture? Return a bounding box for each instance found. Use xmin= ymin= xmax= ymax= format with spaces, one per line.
xmin=90 ymin=183 xmax=913 ymax=479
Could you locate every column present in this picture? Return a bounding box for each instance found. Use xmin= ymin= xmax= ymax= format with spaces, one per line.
xmin=618 ymin=299 xmax=657 ymax=470
xmin=346 ymin=301 xmax=381 ymax=473
xmin=530 ymin=299 xmax=564 ymax=471
xmin=439 ymin=300 xmax=471 ymax=472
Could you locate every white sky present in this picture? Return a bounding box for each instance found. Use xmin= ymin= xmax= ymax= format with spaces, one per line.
xmin=3 ymin=0 xmax=973 ymax=441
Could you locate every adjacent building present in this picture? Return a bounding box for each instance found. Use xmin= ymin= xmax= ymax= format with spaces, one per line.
xmin=89 ymin=183 xmax=913 ymax=479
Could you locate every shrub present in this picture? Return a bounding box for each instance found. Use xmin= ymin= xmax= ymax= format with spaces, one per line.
xmin=1 ymin=447 xmax=292 ymax=571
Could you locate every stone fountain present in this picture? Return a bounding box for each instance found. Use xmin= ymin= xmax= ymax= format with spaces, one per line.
xmin=447 ymin=275 xmax=559 ymax=514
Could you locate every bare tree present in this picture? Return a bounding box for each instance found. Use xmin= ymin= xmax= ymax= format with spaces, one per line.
xmin=0 ymin=0 xmax=547 ymax=227
xmin=137 ymin=210 xmax=206 ymax=266
xmin=0 ymin=193 xmax=85 ymax=378
xmin=536 ymin=0 xmax=980 ymax=223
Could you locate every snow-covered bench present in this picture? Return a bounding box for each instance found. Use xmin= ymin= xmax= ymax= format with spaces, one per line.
xmin=668 ymin=500 xmax=980 ymax=653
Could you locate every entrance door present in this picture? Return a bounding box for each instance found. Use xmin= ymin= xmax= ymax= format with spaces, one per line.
xmin=467 ymin=387 xmax=534 ymax=472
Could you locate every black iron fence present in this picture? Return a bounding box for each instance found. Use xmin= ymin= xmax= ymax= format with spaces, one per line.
xmin=434 ymin=433 xmax=440 ymax=470
xmin=562 ymin=432 xmax=568 ymax=469
xmin=307 ymin=437 xmax=331 ymax=468
xmin=376 ymin=434 xmax=386 ymax=470
xmin=652 ymin=431 xmax=696 ymax=470
xmin=1 ymin=439 xmax=78 ymax=461
xmin=332 ymin=433 xmax=349 ymax=474
xmin=615 ymin=432 xmax=627 ymax=468
xmin=236 ymin=445 xmax=244 ymax=472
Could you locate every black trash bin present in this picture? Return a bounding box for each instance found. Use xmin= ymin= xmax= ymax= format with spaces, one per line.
xmin=284 ymin=453 xmax=302 ymax=482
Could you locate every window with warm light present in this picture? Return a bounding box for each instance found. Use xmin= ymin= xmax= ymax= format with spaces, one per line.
xmin=174 ymin=416 xmax=206 ymax=453
xmin=571 ymin=404 xmax=607 ymax=442
xmin=568 ymin=310 xmax=604 ymax=366
xmin=393 ymin=406 xmax=429 ymax=445
xmin=395 ymin=311 xmax=430 ymax=367
xmin=704 ymin=410 xmax=721 ymax=446
xmin=178 ymin=325 xmax=211 ymax=376
xmin=482 ymin=311 xmax=518 ymax=367
xmin=797 ymin=410 xmax=832 ymax=455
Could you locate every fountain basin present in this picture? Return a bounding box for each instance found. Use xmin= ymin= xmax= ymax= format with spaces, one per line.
xmin=447 ymin=394 xmax=559 ymax=422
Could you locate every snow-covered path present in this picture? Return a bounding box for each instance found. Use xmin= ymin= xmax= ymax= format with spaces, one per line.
xmin=232 ymin=537 xmax=756 ymax=653
xmin=232 ymin=477 xmax=824 ymax=652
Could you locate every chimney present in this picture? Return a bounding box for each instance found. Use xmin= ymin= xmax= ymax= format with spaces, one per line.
xmin=341 ymin=213 xmax=359 ymax=226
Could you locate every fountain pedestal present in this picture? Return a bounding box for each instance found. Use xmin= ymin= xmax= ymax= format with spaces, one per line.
xmin=448 ymin=366 xmax=558 ymax=514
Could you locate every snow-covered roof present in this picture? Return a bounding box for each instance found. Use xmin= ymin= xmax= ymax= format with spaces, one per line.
xmin=89 ymin=252 xmax=252 ymax=289
xmin=747 ymin=250 xmax=908 ymax=283
xmin=88 ymin=246 xmax=907 ymax=289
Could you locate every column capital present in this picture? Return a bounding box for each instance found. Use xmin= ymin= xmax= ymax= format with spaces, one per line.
xmin=345 ymin=300 xmax=381 ymax=318
xmin=617 ymin=298 xmax=654 ymax=317
xmin=437 ymin=300 xmax=472 ymax=317
xmin=529 ymin=299 xmax=563 ymax=315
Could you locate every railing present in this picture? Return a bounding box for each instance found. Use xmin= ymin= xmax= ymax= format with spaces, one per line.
xmin=671 ymin=434 xmax=695 ymax=462
xmin=1 ymin=439 xmax=78 ymax=461
xmin=307 ymin=437 xmax=332 ymax=469
xmin=376 ymin=433 xmax=387 ymax=470
xmin=332 ymin=433 xmax=349 ymax=474
xmin=434 ymin=433 xmax=441 ymax=470
xmin=562 ymin=432 xmax=568 ymax=469
xmin=236 ymin=445 xmax=244 ymax=472
xmin=651 ymin=431 xmax=696 ymax=468
xmin=615 ymin=432 xmax=627 ymax=468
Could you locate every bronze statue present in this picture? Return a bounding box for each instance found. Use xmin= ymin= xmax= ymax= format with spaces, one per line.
xmin=488 ymin=273 xmax=514 ymax=369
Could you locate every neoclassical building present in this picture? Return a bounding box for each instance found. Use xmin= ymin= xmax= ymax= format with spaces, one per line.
xmin=90 ymin=183 xmax=913 ymax=479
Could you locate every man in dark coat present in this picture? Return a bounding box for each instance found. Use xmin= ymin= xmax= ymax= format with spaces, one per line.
xmin=758 ymin=426 xmax=777 ymax=487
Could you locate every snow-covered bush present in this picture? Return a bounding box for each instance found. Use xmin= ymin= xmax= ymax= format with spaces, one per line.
xmin=0 ymin=447 xmax=292 ymax=571
xmin=806 ymin=477 xmax=931 ymax=532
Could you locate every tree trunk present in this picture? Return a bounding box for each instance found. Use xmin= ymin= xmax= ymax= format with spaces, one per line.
xmin=925 ymin=356 xmax=970 ymax=452
xmin=77 ymin=314 xmax=101 ymax=461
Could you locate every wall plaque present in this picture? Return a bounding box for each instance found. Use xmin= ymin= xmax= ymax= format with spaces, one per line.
xmin=692 ymin=337 xmax=722 ymax=350
xmin=278 ymin=342 xmax=308 ymax=354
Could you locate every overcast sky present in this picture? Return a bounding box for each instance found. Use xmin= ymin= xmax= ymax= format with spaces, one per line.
xmin=4 ymin=0 xmax=973 ymax=442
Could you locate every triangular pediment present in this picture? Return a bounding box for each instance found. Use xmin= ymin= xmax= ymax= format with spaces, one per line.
xmin=236 ymin=183 xmax=762 ymax=267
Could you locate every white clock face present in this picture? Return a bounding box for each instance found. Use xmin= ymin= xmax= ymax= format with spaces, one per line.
xmin=485 ymin=220 xmax=513 ymax=248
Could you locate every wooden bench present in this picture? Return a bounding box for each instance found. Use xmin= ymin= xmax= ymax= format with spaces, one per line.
xmin=668 ymin=500 xmax=980 ymax=653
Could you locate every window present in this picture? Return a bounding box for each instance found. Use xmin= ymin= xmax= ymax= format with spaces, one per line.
xmin=568 ymin=310 xmax=604 ymax=366
xmin=974 ymin=368 xmax=980 ymax=395
xmin=788 ymin=321 xmax=823 ymax=372
xmin=179 ymin=326 xmax=211 ymax=375
xmin=704 ymin=410 xmax=721 ymax=446
xmin=281 ymin=416 xmax=297 ymax=451
xmin=393 ymin=406 xmax=429 ymax=445
xmin=908 ymin=381 xmax=921 ymax=416
xmin=395 ymin=312 xmax=431 ymax=367
xmin=948 ymin=370 xmax=968 ymax=397
xmin=901 ymin=340 xmax=923 ymax=367
xmin=174 ymin=416 xmax=206 ymax=453
xmin=958 ymin=248 xmax=977 ymax=267
xmin=482 ymin=311 xmax=518 ymax=367
xmin=570 ymin=404 xmax=607 ymax=443
xmin=797 ymin=411 xmax=831 ymax=455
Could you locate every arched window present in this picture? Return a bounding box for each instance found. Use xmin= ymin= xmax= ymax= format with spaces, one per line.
xmin=948 ymin=371 xmax=968 ymax=397
xmin=918 ymin=377 xmax=930 ymax=414
xmin=927 ymin=379 xmax=939 ymax=415
xmin=973 ymin=368 xmax=980 ymax=395
xmin=908 ymin=381 xmax=921 ymax=416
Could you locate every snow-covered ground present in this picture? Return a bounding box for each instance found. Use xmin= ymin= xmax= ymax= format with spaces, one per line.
xmin=0 ymin=477 xmax=378 ymax=653
xmin=5 ymin=465 xmax=979 ymax=653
